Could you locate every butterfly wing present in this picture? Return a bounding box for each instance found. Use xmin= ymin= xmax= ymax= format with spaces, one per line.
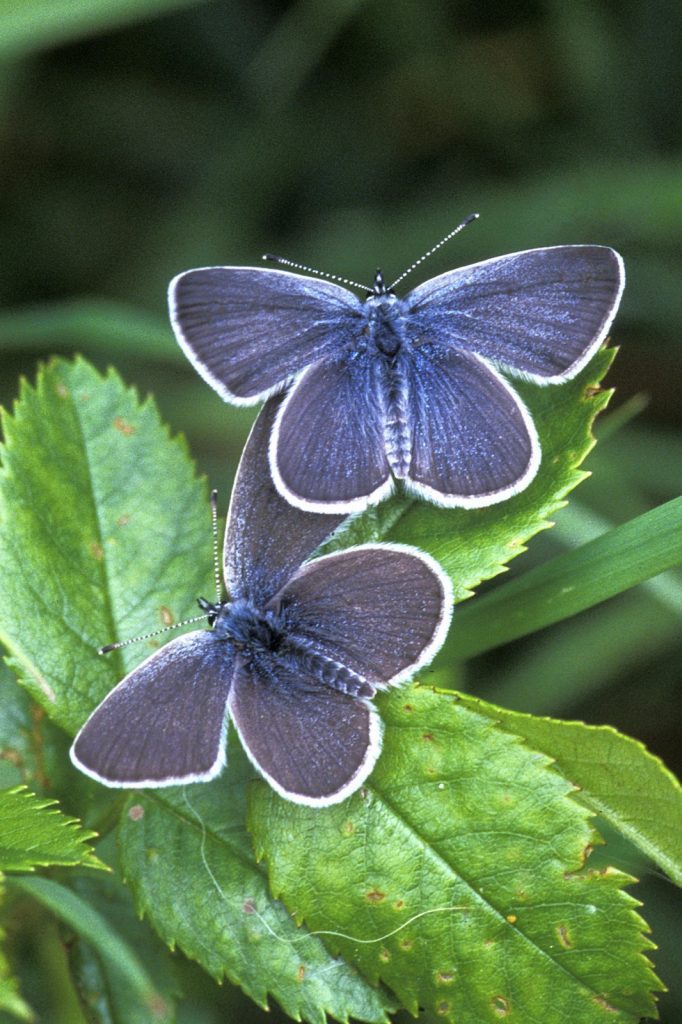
xmin=272 ymin=543 xmax=452 ymax=687
xmin=70 ymin=631 xmax=234 ymax=787
xmin=225 ymin=394 xmax=347 ymax=602
xmin=169 ymin=267 xmax=363 ymax=404
xmin=407 ymin=245 xmax=624 ymax=383
xmin=404 ymin=347 xmax=540 ymax=506
xmin=228 ymin=654 xmax=381 ymax=805
xmin=271 ymin=359 xmax=392 ymax=513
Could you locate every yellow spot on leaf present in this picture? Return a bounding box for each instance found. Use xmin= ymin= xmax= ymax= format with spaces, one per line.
xmin=91 ymin=542 xmax=104 ymax=560
xmin=160 ymin=606 xmax=174 ymax=626
xmin=557 ymin=925 xmax=572 ymax=948
xmin=296 ymin=965 xmax=305 ymax=982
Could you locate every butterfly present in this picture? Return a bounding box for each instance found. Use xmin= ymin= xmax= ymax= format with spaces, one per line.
xmin=169 ymin=225 xmax=624 ymax=514
xmin=70 ymin=396 xmax=452 ymax=805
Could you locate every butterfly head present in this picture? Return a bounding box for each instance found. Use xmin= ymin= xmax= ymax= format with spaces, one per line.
xmin=209 ymin=596 xmax=286 ymax=654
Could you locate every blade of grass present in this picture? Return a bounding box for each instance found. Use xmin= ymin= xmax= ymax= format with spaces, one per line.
xmin=453 ymin=497 xmax=682 ymax=660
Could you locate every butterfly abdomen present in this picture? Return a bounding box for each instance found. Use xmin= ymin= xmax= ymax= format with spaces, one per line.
xmin=380 ymin=354 xmax=412 ymax=479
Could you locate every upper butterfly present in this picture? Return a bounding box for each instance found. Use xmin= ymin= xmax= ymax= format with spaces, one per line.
xmin=169 ymin=225 xmax=624 ymax=513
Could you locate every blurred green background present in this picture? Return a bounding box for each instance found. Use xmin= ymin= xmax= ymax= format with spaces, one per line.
xmin=0 ymin=1 xmax=680 ymax=1021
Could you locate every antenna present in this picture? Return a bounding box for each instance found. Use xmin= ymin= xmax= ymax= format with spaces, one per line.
xmin=389 ymin=212 xmax=480 ymax=291
xmin=98 ymin=490 xmax=224 ymax=655
xmin=262 ymin=253 xmax=370 ymax=293
xmin=210 ymin=489 xmax=223 ymax=604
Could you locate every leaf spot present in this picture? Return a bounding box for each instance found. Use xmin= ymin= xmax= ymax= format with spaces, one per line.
xmin=113 ymin=416 xmax=135 ymax=436
xmin=421 ymin=731 xmax=434 ymax=742
xmin=393 ymin=899 xmax=405 ymax=910
xmin=435 ymin=970 xmax=455 ymax=985
xmin=557 ymin=925 xmax=572 ymax=948
xmin=492 ymin=994 xmax=510 ymax=1016
xmin=435 ymin=1000 xmax=451 ymax=1016
xmin=242 ymin=900 xmax=257 ymax=915
xmin=365 ymin=889 xmax=385 ymax=904
xmin=402 ymin=703 xmax=414 ymax=713
xmin=296 ymin=964 xmax=305 ymax=982
xmin=378 ymin=947 xmax=391 ymax=963
xmin=55 ymin=382 xmax=69 ymax=398
xmin=160 ymin=606 xmax=174 ymax=626
xmin=90 ymin=542 xmax=104 ymax=560
xmin=128 ymin=804 xmax=144 ymax=821
xmin=341 ymin=820 xmax=355 ymax=837
xmin=148 ymin=995 xmax=170 ymax=1019
xmin=506 ymin=914 xmax=517 ymax=925
xmin=437 ymin=782 xmax=445 ymax=790
xmin=146 ymin=848 xmax=159 ymax=863
xmin=593 ymin=996 xmax=619 ymax=1013
xmin=117 ymin=514 xmax=130 ymax=527
xmin=399 ymin=937 xmax=413 ymax=951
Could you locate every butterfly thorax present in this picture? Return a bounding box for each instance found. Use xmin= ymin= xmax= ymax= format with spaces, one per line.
xmin=211 ymin=597 xmax=285 ymax=654
xmin=363 ymin=291 xmax=408 ymax=359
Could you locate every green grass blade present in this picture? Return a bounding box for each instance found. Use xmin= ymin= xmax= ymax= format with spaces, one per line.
xmin=454 ymin=496 xmax=682 ymax=660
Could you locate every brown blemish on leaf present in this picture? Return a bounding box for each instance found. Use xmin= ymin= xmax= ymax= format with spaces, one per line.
xmin=160 ymin=607 xmax=174 ymax=626
xmin=557 ymin=925 xmax=572 ymax=948
xmin=296 ymin=965 xmax=305 ymax=982
xmin=117 ymin=514 xmax=130 ymax=527
xmin=402 ymin=703 xmax=414 ymax=713
xmin=149 ymin=995 xmax=170 ymax=1019
xmin=435 ymin=1000 xmax=451 ymax=1016
xmin=113 ymin=416 xmax=135 ymax=436
xmin=242 ymin=900 xmax=256 ymax=915
xmin=1 ymin=748 xmax=21 ymax=767
xmin=341 ymin=820 xmax=355 ymax=837
xmin=422 ymin=731 xmax=434 ymax=742
xmin=128 ymin=804 xmax=144 ymax=821
xmin=91 ymin=542 xmax=104 ymax=560
xmin=399 ymin=937 xmax=413 ymax=951
xmin=435 ymin=970 xmax=455 ymax=985
xmin=492 ymin=994 xmax=510 ymax=1016
xmin=393 ymin=899 xmax=405 ymax=910
xmin=592 ymin=996 xmax=618 ymax=1013
xmin=584 ymin=385 xmax=602 ymax=398
xmin=378 ymin=947 xmax=390 ymax=963
xmin=365 ymin=889 xmax=385 ymax=904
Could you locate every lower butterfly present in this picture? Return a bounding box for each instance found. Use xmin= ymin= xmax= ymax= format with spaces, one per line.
xmin=70 ymin=397 xmax=452 ymax=805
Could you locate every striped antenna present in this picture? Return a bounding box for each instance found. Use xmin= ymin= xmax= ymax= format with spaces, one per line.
xmin=388 ymin=213 xmax=480 ymax=291
xmin=262 ymin=253 xmax=370 ymax=293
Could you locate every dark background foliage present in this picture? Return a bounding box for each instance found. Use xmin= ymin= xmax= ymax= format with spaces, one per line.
xmin=0 ymin=1 xmax=680 ymax=1021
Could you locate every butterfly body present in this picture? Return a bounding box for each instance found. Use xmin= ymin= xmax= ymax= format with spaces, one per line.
xmin=170 ymin=241 xmax=624 ymax=513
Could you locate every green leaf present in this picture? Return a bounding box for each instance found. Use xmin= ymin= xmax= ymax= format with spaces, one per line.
xmin=118 ymin=732 xmax=394 ymax=1024
xmin=455 ymin=693 xmax=682 ymax=888
xmin=322 ymin=348 xmax=614 ymax=600
xmin=10 ymin=875 xmax=172 ymax=1024
xmin=0 ymin=357 xmax=212 ymax=733
xmin=0 ymin=786 xmax=103 ymax=873
xmin=0 ymin=358 xmax=392 ymax=1024
xmin=0 ymin=0 xmax=205 ymax=61
xmin=250 ymin=686 xmax=662 ymax=1024
xmin=452 ymin=495 xmax=682 ymax=660
xmin=0 ymin=884 xmax=33 ymax=1022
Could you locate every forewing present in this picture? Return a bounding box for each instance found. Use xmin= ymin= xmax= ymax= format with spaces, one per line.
xmin=271 ymin=359 xmax=392 ymax=513
xmin=406 ymin=348 xmax=539 ymax=506
xmin=273 ymin=543 xmax=452 ymax=686
xmin=70 ymin=631 xmax=234 ymax=787
xmin=225 ymin=394 xmax=347 ymax=602
xmin=407 ymin=245 xmax=624 ymax=382
xmin=169 ymin=267 xmax=363 ymax=403
xmin=228 ymin=655 xmax=381 ymax=805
